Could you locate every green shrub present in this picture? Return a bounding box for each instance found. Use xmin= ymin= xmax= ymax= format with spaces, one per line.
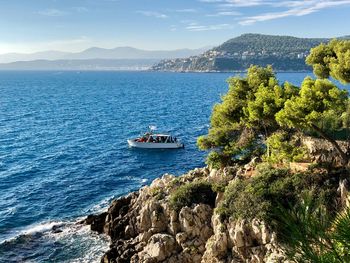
xmin=205 ymin=151 xmax=229 ymax=169
xmin=169 ymin=181 xmax=216 ymax=212
xmin=216 ymin=179 xmax=271 ymax=221
xmin=149 ymin=187 xmax=166 ymax=200
xmin=211 ymin=182 xmax=227 ymax=193
xmin=168 ymin=177 xmax=182 ymax=189
xmin=217 ymin=167 xmax=340 ymax=223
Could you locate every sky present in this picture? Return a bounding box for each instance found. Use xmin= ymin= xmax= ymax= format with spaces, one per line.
xmin=0 ymin=0 xmax=349 ymax=54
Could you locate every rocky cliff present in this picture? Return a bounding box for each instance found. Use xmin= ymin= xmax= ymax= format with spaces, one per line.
xmin=83 ymin=134 xmax=350 ymax=263
xmin=302 ymin=136 xmax=350 ymax=166
xmin=84 ymin=166 xmax=289 ymax=263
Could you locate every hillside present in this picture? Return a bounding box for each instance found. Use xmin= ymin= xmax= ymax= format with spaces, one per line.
xmin=151 ymin=34 xmax=340 ymax=72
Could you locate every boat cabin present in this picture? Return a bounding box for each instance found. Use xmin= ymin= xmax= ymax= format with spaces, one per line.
xmin=135 ymin=134 xmax=177 ymax=144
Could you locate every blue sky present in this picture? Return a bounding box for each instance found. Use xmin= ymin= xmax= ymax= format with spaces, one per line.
xmin=0 ymin=0 xmax=349 ymax=54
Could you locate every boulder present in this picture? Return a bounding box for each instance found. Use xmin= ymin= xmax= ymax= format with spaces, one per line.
xmin=136 ymin=234 xmax=177 ymax=262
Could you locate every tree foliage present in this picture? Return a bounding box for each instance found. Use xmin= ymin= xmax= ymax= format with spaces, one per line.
xmin=199 ymin=39 xmax=350 ymax=166
xmin=264 ymin=131 xmax=307 ymax=164
xmin=276 ymin=77 xmax=349 ymax=164
xmin=306 ymin=39 xmax=350 ymax=84
xmin=217 ymin=33 xmax=329 ymax=55
xmin=276 ymin=77 xmax=348 ymax=130
xmin=198 ymin=65 xmax=298 ymax=167
xmin=276 ymin=78 xmax=349 ymax=163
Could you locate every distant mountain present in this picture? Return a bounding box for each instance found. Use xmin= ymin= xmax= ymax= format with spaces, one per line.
xmin=0 ymin=59 xmax=160 ymax=71
xmin=66 ymin=47 xmax=210 ymax=60
xmin=0 ymin=47 xmax=208 ymax=64
xmin=0 ymin=51 xmax=70 ymax=64
xmin=151 ymin=34 xmax=349 ymax=72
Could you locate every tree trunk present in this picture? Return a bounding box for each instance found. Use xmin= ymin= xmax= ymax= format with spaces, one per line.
xmin=311 ymin=124 xmax=349 ymax=165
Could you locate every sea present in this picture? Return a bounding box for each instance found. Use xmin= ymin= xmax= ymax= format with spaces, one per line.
xmin=0 ymin=71 xmax=327 ymax=262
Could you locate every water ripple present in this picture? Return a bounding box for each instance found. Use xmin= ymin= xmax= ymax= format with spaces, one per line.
xmin=0 ymin=71 xmax=316 ymax=261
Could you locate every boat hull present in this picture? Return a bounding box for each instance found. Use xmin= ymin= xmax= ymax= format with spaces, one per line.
xmin=127 ymin=140 xmax=184 ymax=149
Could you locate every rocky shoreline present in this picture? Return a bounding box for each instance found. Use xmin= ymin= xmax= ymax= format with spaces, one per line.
xmin=84 ymin=166 xmax=289 ymax=263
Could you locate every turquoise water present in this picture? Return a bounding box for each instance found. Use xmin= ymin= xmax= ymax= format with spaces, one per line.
xmin=0 ymin=71 xmax=318 ymax=262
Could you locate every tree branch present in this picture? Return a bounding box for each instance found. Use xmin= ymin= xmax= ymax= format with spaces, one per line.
xmin=311 ymin=124 xmax=348 ymax=165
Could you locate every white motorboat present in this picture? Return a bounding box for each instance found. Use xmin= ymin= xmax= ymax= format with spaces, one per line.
xmin=127 ymin=127 xmax=184 ymax=149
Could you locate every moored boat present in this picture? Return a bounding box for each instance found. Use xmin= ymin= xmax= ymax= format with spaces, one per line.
xmin=127 ymin=127 xmax=184 ymax=149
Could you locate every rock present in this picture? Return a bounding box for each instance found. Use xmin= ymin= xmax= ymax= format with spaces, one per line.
xmin=87 ymin=212 xmax=107 ymax=233
xmin=138 ymin=200 xmax=167 ymax=234
xmin=51 ymin=225 xmax=63 ymax=234
xmin=302 ymin=136 xmax=350 ymax=166
xmin=209 ymin=169 xmax=218 ymax=179
xmin=84 ymin=167 xmax=290 ymax=263
xmin=338 ymin=178 xmax=349 ymax=207
xmin=108 ymin=193 xmax=136 ymax=221
xmin=202 ymin=231 xmax=228 ymax=260
xmin=169 ymin=209 xmax=180 ymax=235
xmin=83 ymin=214 xmax=96 ymax=225
xmin=215 ymin=191 xmax=225 ymax=206
xmin=137 ymin=234 xmax=177 ymax=262
xmin=179 ymin=204 xmax=213 ymax=239
xmin=232 ymin=221 xmax=245 ymax=248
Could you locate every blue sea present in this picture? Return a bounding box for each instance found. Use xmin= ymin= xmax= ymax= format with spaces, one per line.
xmin=0 ymin=71 xmax=321 ymax=262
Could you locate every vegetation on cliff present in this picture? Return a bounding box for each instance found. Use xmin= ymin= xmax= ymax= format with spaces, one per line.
xmin=152 ymin=34 xmax=349 ymax=72
xmin=169 ymin=181 xmax=216 ymax=212
xmin=215 ymin=34 xmax=328 ymax=54
xmin=216 ymin=166 xmax=339 ymax=222
xmin=198 ymin=39 xmax=350 ymax=168
xmin=196 ymin=39 xmax=350 ymax=262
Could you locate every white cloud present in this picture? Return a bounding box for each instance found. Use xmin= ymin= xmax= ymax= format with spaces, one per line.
xmin=175 ymin=9 xmax=198 ymax=13
xmin=199 ymin=0 xmax=269 ymax=7
xmin=136 ymin=11 xmax=168 ymax=18
xmin=200 ymin=0 xmax=350 ymax=25
xmin=239 ymin=0 xmax=350 ymax=25
xmin=37 ymin=9 xmax=68 ymax=17
xmin=186 ymin=23 xmax=234 ymax=31
xmin=206 ymin=11 xmax=241 ymax=16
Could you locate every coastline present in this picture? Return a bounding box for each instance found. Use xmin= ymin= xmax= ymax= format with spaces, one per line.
xmin=84 ymin=166 xmax=287 ymax=263
xmin=84 ymin=136 xmax=350 ymax=262
xmin=148 ymin=69 xmax=313 ymax=73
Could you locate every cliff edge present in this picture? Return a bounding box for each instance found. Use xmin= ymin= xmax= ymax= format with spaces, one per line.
xmin=84 ymin=165 xmax=302 ymax=263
